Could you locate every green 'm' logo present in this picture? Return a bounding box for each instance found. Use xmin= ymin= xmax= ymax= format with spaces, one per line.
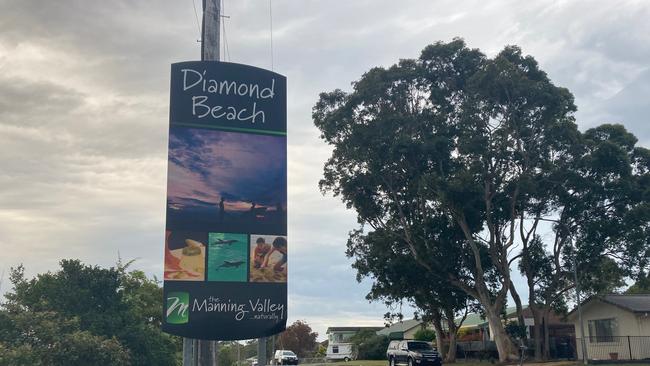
xmin=166 ymin=292 xmax=189 ymax=324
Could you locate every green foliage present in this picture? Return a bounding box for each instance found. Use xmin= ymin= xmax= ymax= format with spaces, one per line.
xmin=504 ymin=321 xmax=526 ymax=341
xmin=626 ymin=273 xmax=650 ymax=294
xmin=313 ymin=38 xmax=650 ymax=361
xmin=0 ymin=259 xmax=181 ymax=366
xmin=316 ymin=343 xmax=327 ymax=357
xmin=413 ymin=328 xmax=436 ymax=342
xmin=218 ymin=343 xmax=236 ymax=366
xmin=349 ymin=330 xmax=390 ymax=360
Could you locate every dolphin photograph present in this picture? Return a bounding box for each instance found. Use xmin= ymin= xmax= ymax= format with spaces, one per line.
xmin=207 ymin=232 xmax=248 ymax=282
xmin=215 ymin=259 xmax=246 ymax=270
xmin=214 ymin=239 xmax=239 ymax=245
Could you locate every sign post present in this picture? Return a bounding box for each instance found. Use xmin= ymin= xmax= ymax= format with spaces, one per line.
xmin=163 ymin=20 xmax=287 ymax=366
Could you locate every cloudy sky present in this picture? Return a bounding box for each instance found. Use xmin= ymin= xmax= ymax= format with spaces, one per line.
xmin=1 ymin=0 xmax=649 ymax=340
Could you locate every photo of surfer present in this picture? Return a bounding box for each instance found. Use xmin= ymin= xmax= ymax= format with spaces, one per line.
xmin=249 ymin=235 xmax=287 ymax=283
xmin=164 ymin=230 xmax=206 ymax=281
xmin=166 ymin=127 xmax=287 ymax=233
xmin=207 ymin=232 xmax=248 ymax=282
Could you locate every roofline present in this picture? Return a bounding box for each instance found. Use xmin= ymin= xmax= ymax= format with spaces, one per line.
xmin=567 ymin=294 xmax=650 ymax=317
xmin=325 ymin=326 xmax=384 ymax=333
xmin=376 ymin=320 xmax=427 ymax=334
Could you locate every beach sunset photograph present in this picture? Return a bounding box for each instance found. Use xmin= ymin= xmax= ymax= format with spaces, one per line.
xmin=166 ymin=127 xmax=287 ymax=233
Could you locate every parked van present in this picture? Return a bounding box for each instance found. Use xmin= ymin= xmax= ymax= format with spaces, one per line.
xmin=326 ymin=343 xmax=356 ymax=361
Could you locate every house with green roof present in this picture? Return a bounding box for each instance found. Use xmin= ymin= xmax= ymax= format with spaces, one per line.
xmin=376 ymin=319 xmax=427 ymax=340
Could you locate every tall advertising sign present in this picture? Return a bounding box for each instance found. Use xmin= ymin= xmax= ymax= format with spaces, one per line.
xmin=162 ymin=61 xmax=287 ymax=340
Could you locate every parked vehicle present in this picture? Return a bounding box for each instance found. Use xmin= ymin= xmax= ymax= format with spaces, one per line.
xmin=274 ymin=350 xmax=299 ymax=365
xmin=326 ymin=342 xmax=356 ymax=361
xmin=386 ymin=340 xmax=441 ymax=366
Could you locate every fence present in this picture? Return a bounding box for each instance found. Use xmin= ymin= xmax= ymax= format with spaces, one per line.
xmin=576 ymin=336 xmax=650 ymax=361
xmin=457 ymin=336 xmax=650 ymax=361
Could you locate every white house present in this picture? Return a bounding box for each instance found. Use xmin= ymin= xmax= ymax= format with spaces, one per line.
xmin=325 ymin=326 xmax=383 ymax=361
xmin=568 ymin=294 xmax=650 ymax=361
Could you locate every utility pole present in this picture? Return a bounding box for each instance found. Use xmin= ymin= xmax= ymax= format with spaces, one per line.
xmin=202 ymin=0 xmax=220 ymax=62
xmin=258 ymin=337 xmax=268 ymax=366
xmin=182 ymin=1 xmax=221 ymax=366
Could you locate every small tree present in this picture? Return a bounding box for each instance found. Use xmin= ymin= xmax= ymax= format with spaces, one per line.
xmin=277 ymin=320 xmax=318 ymax=358
xmin=413 ymin=328 xmax=436 ymax=342
xmin=349 ymin=330 xmax=390 ymax=360
xmin=0 ymin=260 xmax=180 ymax=365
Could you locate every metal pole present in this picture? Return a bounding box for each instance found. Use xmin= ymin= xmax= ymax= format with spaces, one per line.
xmin=183 ymin=338 xmax=195 ymax=366
xmin=183 ymin=2 xmax=220 ymax=364
xmin=574 ymin=258 xmax=588 ymax=365
xmin=258 ymin=337 xmax=268 ymax=366
xmin=271 ymin=336 xmax=276 ymax=364
xmin=627 ymin=336 xmax=632 ymax=360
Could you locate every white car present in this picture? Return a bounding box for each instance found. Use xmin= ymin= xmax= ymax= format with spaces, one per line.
xmin=274 ymin=350 xmax=299 ymax=365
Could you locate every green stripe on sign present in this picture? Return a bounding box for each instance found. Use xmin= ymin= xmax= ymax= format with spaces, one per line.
xmin=171 ymin=121 xmax=287 ymax=136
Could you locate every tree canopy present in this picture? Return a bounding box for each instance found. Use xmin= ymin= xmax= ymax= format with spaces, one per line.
xmin=313 ymin=38 xmax=650 ymax=362
xmin=277 ymin=320 xmax=318 ymax=358
xmin=0 ymin=259 xmax=180 ymax=366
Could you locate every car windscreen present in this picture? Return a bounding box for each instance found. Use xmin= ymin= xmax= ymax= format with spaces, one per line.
xmin=407 ymin=342 xmax=432 ymax=350
xmin=283 ymin=351 xmax=296 ymax=356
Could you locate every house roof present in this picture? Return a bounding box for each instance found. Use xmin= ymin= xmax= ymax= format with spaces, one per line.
xmin=326 ymin=326 xmax=384 ymax=334
xmin=569 ymin=294 xmax=650 ymax=317
xmin=376 ymin=319 xmax=423 ymax=336
xmin=459 ymin=312 xmax=486 ymax=328
xmin=459 ymin=306 xmax=520 ymax=328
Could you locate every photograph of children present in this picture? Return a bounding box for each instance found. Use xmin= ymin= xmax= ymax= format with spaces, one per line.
xmin=207 ymin=232 xmax=248 ymax=282
xmin=166 ymin=127 xmax=287 ymax=233
xmin=249 ymin=235 xmax=287 ymax=283
xmin=164 ymin=230 xmax=206 ymax=281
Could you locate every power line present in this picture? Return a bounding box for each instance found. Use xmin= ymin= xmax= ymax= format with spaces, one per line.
xmin=269 ymin=0 xmax=274 ymax=71
xmin=191 ymin=0 xmax=202 ymax=42
xmin=222 ymin=0 xmax=231 ymax=61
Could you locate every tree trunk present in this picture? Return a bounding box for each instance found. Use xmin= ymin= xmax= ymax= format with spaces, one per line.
xmin=484 ymin=304 xmax=515 ymax=362
xmin=542 ymin=310 xmax=551 ymax=360
xmin=509 ymin=282 xmax=527 ymax=340
xmin=431 ymin=310 xmax=445 ymax=359
xmin=531 ymin=306 xmax=544 ymax=361
xmin=445 ymin=318 xmax=458 ymax=363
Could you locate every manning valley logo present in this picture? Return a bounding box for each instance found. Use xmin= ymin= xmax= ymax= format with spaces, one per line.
xmin=166 ymin=291 xmax=190 ymax=324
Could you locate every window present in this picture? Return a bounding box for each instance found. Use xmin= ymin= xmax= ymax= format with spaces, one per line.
xmin=588 ymin=318 xmax=618 ymax=343
xmin=407 ymin=342 xmax=432 ymax=351
xmin=332 ymin=346 xmax=339 ymax=354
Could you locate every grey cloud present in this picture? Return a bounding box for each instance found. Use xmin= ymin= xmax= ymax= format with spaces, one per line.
xmin=0 ymin=76 xmax=85 ymax=126
xmin=2 ymin=0 xmax=650 ymax=329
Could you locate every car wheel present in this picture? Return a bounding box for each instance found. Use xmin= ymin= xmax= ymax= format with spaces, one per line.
xmin=408 ymin=358 xmax=413 ymax=366
xmin=389 ymin=357 xmax=395 ymax=366
xmin=344 ymin=357 xmax=351 ymax=362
